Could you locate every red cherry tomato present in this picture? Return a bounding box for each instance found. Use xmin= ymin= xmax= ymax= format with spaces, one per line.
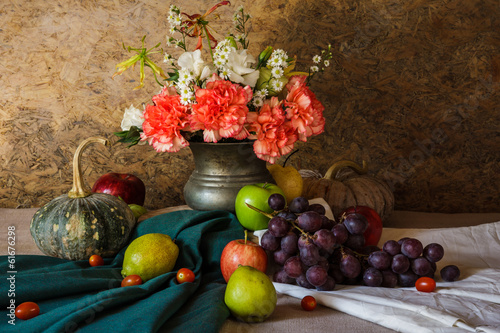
xmin=342 ymin=206 xmax=383 ymax=246
xmin=176 ymin=268 xmax=195 ymax=284
xmin=415 ymin=277 xmax=436 ymax=292
xmin=89 ymin=254 xmax=104 ymax=267
xmin=301 ymin=295 xmax=317 ymax=311
xmin=15 ymin=302 xmax=40 ymax=320
xmin=121 ymin=275 xmax=143 ymax=287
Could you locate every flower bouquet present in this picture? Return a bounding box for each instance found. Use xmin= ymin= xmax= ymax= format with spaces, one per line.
xmin=114 ymin=1 xmax=331 ymax=164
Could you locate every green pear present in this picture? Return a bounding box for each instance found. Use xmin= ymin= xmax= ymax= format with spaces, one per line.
xmin=224 ymin=265 xmax=277 ymax=323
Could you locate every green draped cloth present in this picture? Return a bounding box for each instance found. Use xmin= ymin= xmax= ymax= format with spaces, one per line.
xmin=0 ymin=210 xmax=244 ymax=333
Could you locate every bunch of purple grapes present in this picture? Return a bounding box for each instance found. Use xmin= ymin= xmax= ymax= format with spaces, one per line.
xmin=260 ymin=194 xmax=460 ymax=291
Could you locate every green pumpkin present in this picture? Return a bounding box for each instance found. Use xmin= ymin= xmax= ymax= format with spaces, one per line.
xmin=30 ymin=137 xmax=137 ymax=260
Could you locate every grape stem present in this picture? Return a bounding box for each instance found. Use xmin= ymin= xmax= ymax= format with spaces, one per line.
xmin=245 ymin=202 xmax=274 ymax=219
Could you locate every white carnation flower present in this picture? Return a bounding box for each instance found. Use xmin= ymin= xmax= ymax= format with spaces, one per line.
xmin=224 ymin=49 xmax=260 ymax=87
xmin=120 ymin=104 xmax=144 ymax=131
xmin=177 ymin=50 xmax=215 ymax=82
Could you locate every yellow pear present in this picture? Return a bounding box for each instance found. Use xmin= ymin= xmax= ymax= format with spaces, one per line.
xmin=267 ymin=164 xmax=303 ymax=204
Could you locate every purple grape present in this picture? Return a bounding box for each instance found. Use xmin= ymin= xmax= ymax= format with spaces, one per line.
xmin=423 ymin=243 xmax=444 ymax=263
xmin=260 ymin=230 xmax=280 ymax=251
xmin=383 ymin=240 xmax=401 ymax=256
xmin=277 ymin=210 xmax=297 ymax=221
xmin=268 ymin=216 xmax=290 ymax=237
xmin=363 ymin=267 xmax=383 ymax=287
xmin=429 ymin=261 xmax=437 ymax=273
xmin=367 ymin=251 xmax=392 ymax=270
xmin=317 ymin=257 xmax=329 ymax=271
xmin=340 ymin=254 xmax=362 ymax=279
xmin=440 ymin=265 xmax=460 ymax=282
xmin=381 ymin=270 xmax=398 ymax=288
xmin=308 ymin=203 xmax=326 ymax=215
xmin=411 ymin=257 xmax=432 ymax=276
xmin=296 ymin=274 xmax=315 ymax=289
xmin=360 ymin=245 xmax=381 ymax=255
xmin=299 ymin=243 xmax=320 ymax=266
xmin=274 ymin=249 xmax=292 ymax=266
xmin=401 ymin=238 xmax=423 ymax=259
xmin=298 ymin=234 xmax=313 ymax=249
xmin=297 ymin=211 xmax=322 ymax=233
xmin=281 ymin=231 xmax=299 ymax=254
xmin=332 ymin=223 xmax=348 ymax=244
xmin=283 ymin=256 xmax=304 ymax=278
xmin=320 ymin=215 xmax=335 ymax=229
xmin=423 ymin=270 xmax=435 ymax=279
xmin=398 ymin=269 xmax=419 ymax=287
xmin=344 ymin=234 xmax=365 ymax=251
xmin=306 ymin=265 xmax=328 ymax=287
xmin=391 ymin=253 xmax=410 ymax=274
xmin=268 ymin=193 xmax=286 ymax=211
xmin=273 ymin=268 xmax=295 ymax=284
xmin=312 ymin=229 xmax=336 ymax=254
xmin=343 ymin=213 xmax=368 ymax=235
xmin=289 ymin=196 xmax=309 ymax=213
xmin=316 ymin=276 xmax=336 ymax=291
xmin=398 ymin=237 xmax=410 ymax=245
xmin=328 ymin=265 xmax=345 ymax=284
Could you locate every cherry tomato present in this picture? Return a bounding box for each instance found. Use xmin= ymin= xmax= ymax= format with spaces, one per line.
xmin=121 ymin=275 xmax=143 ymax=287
xmin=176 ymin=268 xmax=195 ymax=284
xmin=415 ymin=277 xmax=436 ymax=292
xmin=15 ymin=302 xmax=40 ymax=320
xmin=89 ymin=254 xmax=104 ymax=267
xmin=301 ymin=295 xmax=317 ymax=311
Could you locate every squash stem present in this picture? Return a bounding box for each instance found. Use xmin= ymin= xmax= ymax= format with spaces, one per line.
xmin=68 ymin=137 xmax=109 ymax=199
xmin=323 ymin=160 xmax=368 ymax=180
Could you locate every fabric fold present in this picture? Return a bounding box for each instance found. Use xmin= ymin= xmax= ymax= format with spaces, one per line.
xmin=0 ymin=210 xmax=244 ymax=333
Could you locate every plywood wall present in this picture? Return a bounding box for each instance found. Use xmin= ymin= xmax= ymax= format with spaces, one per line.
xmin=1 ymin=0 xmax=498 ymax=212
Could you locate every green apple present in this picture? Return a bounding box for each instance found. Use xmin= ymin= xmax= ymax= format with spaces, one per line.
xmin=235 ymin=183 xmax=285 ymax=231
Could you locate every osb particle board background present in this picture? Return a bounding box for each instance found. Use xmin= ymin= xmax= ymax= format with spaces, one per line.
xmin=1 ymin=0 xmax=499 ymax=212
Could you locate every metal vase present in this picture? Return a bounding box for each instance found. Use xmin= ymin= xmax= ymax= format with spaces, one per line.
xmin=183 ymin=141 xmax=273 ymax=212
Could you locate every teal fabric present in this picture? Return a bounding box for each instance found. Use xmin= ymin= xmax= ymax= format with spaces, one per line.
xmin=0 ymin=210 xmax=244 ymax=333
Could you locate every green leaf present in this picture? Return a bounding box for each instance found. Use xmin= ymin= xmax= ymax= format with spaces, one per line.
xmin=114 ymin=126 xmax=143 ymax=148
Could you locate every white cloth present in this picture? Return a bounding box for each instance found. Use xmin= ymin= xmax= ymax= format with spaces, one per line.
xmin=257 ymin=199 xmax=500 ymax=333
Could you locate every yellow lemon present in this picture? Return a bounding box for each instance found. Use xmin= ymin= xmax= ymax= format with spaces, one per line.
xmin=121 ymin=233 xmax=179 ymax=282
xmin=267 ymin=164 xmax=304 ymax=204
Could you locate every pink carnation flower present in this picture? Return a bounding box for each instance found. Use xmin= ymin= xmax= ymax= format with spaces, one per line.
xmin=284 ymin=75 xmax=325 ymax=142
xmin=190 ymin=76 xmax=253 ymax=142
xmin=248 ymin=97 xmax=298 ymax=164
xmin=140 ymin=86 xmax=191 ymax=152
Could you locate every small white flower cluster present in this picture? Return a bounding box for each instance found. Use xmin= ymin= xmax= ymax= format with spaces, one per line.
xmin=252 ymin=89 xmax=268 ymax=107
xmin=176 ymin=68 xmax=196 ymax=104
xmin=252 ymin=49 xmax=289 ymax=107
xmin=213 ymin=39 xmax=237 ymax=79
xmin=166 ymin=5 xmax=185 ymax=49
xmin=311 ymin=45 xmax=332 ymax=74
xmin=231 ymin=5 xmax=251 ymax=49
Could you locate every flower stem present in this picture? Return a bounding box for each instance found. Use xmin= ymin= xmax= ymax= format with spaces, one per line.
xmin=203 ymin=25 xmax=215 ymax=62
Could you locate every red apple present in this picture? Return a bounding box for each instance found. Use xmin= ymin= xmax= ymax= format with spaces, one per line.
xmin=220 ymin=235 xmax=268 ymax=283
xmin=92 ymin=173 xmax=146 ymax=206
xmin=341 ymin=206 xmax=383 ymax=247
